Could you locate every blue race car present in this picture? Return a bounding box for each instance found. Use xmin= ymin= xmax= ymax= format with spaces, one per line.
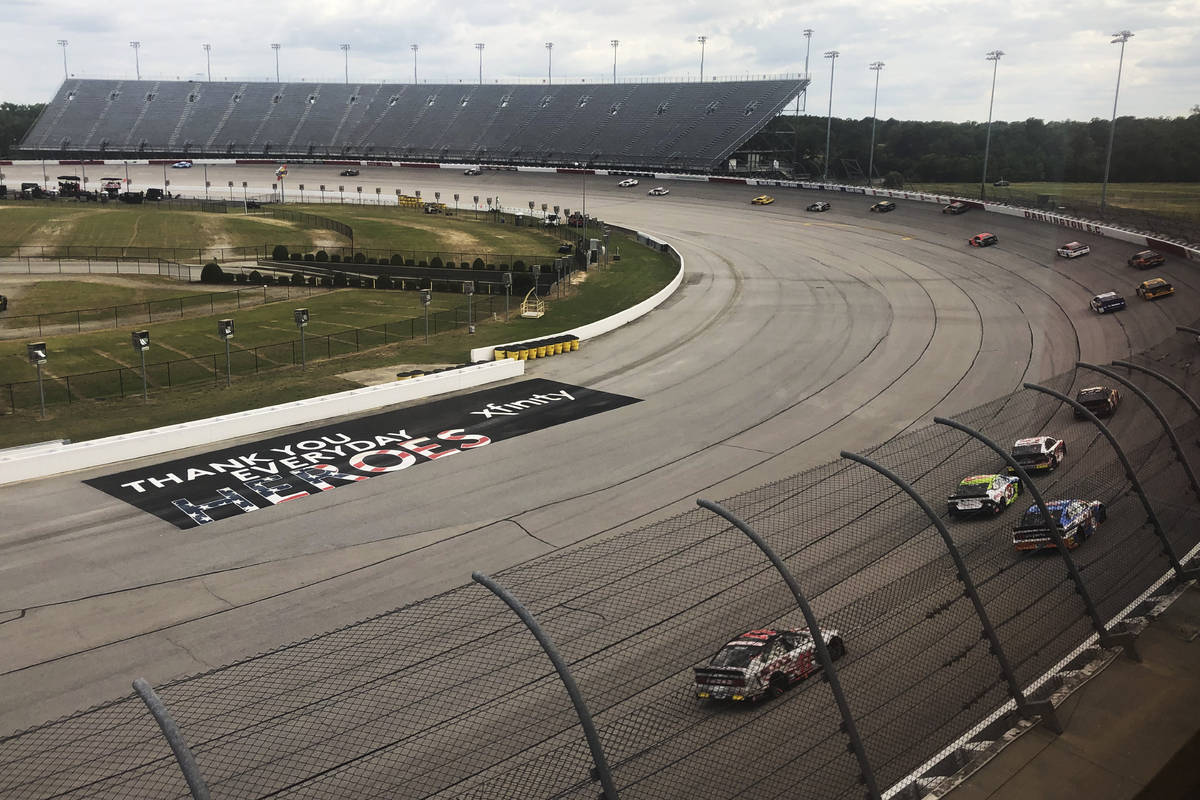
xmin=1012 ymin=499 xmax=1106 ymax=552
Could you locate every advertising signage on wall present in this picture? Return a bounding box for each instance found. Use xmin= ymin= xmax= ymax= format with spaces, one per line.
xmin=85 ymin=379 xmax=640 ymax=530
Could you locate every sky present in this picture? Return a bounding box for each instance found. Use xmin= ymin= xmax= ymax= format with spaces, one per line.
xmin=1 ymin=0 xmax=1195 ymax=123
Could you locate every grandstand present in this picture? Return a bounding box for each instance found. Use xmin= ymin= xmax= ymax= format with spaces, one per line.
xmin=17 ymin=78 xmax=805 ymax=173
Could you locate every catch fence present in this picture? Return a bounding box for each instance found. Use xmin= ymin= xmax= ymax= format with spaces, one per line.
xmin=1 ymin=324 xmax=1198 ymax=799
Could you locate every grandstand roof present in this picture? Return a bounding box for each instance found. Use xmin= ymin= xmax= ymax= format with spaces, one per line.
xmin=18 ymin=78 xmax=805 ymax=172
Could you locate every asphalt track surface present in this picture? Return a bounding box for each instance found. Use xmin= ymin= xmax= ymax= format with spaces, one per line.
xmin=0 ymin=166 xmax=1197 ymax=793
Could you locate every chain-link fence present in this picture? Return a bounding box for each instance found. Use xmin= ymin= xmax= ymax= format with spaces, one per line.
xmin=2 ymin=325 xmax=1198 ymax=800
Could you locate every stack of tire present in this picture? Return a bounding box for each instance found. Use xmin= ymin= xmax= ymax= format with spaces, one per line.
xmin=494 ymin=335 xmax=580 ymax=361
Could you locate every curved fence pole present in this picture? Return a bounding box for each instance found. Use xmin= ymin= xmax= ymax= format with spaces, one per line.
xmin=839 ymin=451 xmax=1062 ymax=734
xmin=1176 ymin=325 xmax=1200 ymax=337
xmin=1078 ymin=362 xmax=1200 ymax=503
xmin=933 ymin=416 xmax=1138 ymax=660
xmin=471 ymin=572 xmax=619 ymax=800
xmin=1111 ymin=359 xmax=1200 ymax=428
xmin=131 ymin=678 xmax=211 ymax=800
xmin=696 ymin=498 xmax=882 ymax=800
xmin=1023 ymin=382 xmax=1196 ymax=583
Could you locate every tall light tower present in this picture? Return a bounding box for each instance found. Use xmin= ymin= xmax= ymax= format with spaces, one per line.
xmin=697 ymin=35 xmax=707 ymax=82
xmin=271 ymin=43 xmax=281 ymax=82
xmin=799 ymin=28 xmax=813 ymax=113
xmin=339 ymin=43 xmax=350 ymax=84
xmin=822 ymin=50 xmax=839 ymax=181
xmin=610 ymin=40 xmax=619 ymax=83
xmin=130 ymin=41 xmax=141 ymax=80
xmin=202 ymin=43 xmax=211 ymax=81
xmin=545 ymin=42 xmax=553 ymax=85
xmin=411 ymin=44 xmax=418 ymax=83
xmin=1100 ymin=31 xmax=1133 ymax=214
xmin=979 ymin=49 xmax=1004 ymax=201
xmin=57 ymin=40 xmax=68 ymax=80
xmin=867 ymin=61 xmax=884 ymax=186
xmin=475 ymin=42 xmax=485 ymax=84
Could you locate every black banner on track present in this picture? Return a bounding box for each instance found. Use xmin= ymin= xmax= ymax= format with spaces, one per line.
xmin=85 ymin=379 xmax=640 ymax=530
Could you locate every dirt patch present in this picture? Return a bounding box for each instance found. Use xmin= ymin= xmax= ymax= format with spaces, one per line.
xmin=338 ymin=364 xmax=457 ymax=386
xmin=378 ymin=218 xmax=480 ymax=252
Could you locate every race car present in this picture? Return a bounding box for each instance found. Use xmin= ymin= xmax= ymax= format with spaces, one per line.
xmin=1136 ymin=277 xmax=1174 ymax=300
xmin=1127 ymin=250 xmax=1165 ymax=269
xmin=171 ymin=160 xmax=193 ymax=169
xmin=1007 ymin=436 xmax=1065 ymax=473
xmin=870 ymin=200 xmax=896 ymax=212
xmin=339 ymin=168 xmax=360 ymax=177
xmin=1089 ymin=291 xmax=1126 ymax=313
xmin=616 ymin=178 xmax=639 ymax=187
xmin=806 ymin=201 xmax=831 ymax=212
xmin=463 ymin=167 xmax=481 ymax=176
xmin=1056 ymin=241 xmax=1090 ymax=258
xmin=1012 ymin=499 xmax=1106 ymax=552
xmin=943 ymin=201 xmax=969 ymax=214
xmin=1074 ymin=386 xmax=1120 ymax=419
xmin=648 ymin=186 xmax=670 ymax=196
xmin=947 ymin=473 xmax=1021 ymax=517
xmin=751 ymin=195 xmax=775 ymax=205
xmin=969 ymin=232 xmax=998 ymax=247
xmin=694 ymin=627 xmax=845 ymax=702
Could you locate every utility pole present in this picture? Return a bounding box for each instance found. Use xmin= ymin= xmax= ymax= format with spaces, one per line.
xmin=411 ymin=44 xmax=418 ymax=83
xmin=546 ymin=42 xmax=553 ymax=85
xmin=611 ymin=40 xmax=619 ymax=83
xmin=823 ymin=50 xmax=839 ymax=181
xmin=202 ymin=43 xmax=211 ymax=81
xmin=867 ymin=62 xmax=884 ymax=186
xmin=697 ymin=36 xmax=707 ymax=81
xmin=340 ymin=43 xmax=350 ymax=84
xmin=57 ymin=40 xmax=68 ymax=80
xmin=1100 ymin=31 xmax=1133 ymax=214
xmin=798 ymin=28 xmax=812 ymax=114
xmin=130 ymin=41 xmax=141 ymax=79
xmin=271 ymin=43 xmax=281 ymax=82
xmin=979 ymin=49 xmax=1004 ymax=200
xmin=475 ymin=42 xmax=485 ymax=84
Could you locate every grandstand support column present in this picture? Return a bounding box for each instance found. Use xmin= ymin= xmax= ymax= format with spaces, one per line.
xmin=1021 ymin=382 xmax=1195 ymax=582
xmin=472 ymin=572 xmax=620 ymax=800
xmin=822 ymin=50 xmax=839 ymax=181
xmin=131 ymin=678 xmax=211 ymax=800
xmin=980 ymin=50 xmax=1003 ymax=200
xmin=840 ymin=451 xmax=1062 ymax=734
xmin=697 ymin=499 xmax=882 ymax=800
xmin=1077 ymin=362 xmax=1200 ymax=503
xmin=933 ymin=416 xmax=1139 ymax=660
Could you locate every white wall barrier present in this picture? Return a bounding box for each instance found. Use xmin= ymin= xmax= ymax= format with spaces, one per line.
xmin=469 ymin=232 xmax=684 ymax=362
xmin=0 ymin=359 xmax=524 ymax=486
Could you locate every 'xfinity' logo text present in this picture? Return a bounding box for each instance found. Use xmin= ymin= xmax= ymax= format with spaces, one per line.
xmin=470 ymin=389 xmax=576 ymax=419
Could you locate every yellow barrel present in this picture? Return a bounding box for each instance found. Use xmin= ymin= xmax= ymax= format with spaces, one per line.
xmin=570 ymin=337 xmax=580 ymax=351
xmin=537 ymin=343 xmax=548 ymax=358
xmin=554 ymin=340 xmax=565 ymax=355
xmin=518 ymin=347 xmax=530 ymax=359
xmin=494 ymin=348 xmax=507 ymax=360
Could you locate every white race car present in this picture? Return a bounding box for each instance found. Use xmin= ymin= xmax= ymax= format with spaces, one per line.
xmin=171 ymin=160 xmax=193 ymax=169
xmin=648 ymin=186 xmax=670 ymax=196
xmin=617 ymin=178 xmax=639 ymax=187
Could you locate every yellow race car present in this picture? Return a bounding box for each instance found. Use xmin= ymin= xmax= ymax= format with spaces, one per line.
xmin=751 ymin=195 xmax=775 ymax=205
xmin=1136 ymin=277 xmax=1174 ymax=300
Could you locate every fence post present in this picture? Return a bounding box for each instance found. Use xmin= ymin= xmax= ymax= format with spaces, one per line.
xmin=1022 ymin=382 xmax=1197 ymax=582
xmin=696 ymin=498 xmax=882 ymax=800
xmin=840 ymin=451 xmax=1062 ymax=733
xmin=934 ymin=415 xmax=1139 ymax=660
xmin=471 ymin=572 xmax=619 ymax=800
xmin=1078 ymin=362 xmax=1200 ymax=503
xmin=131 ymin=678 xmax=211 ymax=800
xmin=1111 ymin=360 xmax=1200 ymax=426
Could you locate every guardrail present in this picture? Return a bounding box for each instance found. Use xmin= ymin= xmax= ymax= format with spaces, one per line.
xmin=2 ymin=324 xmax=1197 ymax=799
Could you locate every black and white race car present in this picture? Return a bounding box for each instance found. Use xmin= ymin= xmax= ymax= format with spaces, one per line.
xmin=647 ymin=186 xmax=670 ymax=196
xmin=694 ymin=627 xmax=844 ymax=702
xmin=617 ymin=178 xmax=640 ymax=187
xmin=947 ymin=473 xmax=1021 ymax=517
xmin=1007 ymin=436 xmax=1065 ymax=473
xmin=806 ymin=201 xmax=831 ymax=212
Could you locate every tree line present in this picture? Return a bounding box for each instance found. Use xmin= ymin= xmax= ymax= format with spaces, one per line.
xmin=758 ymin=111 xmax=1200 ymax=183
xmin=0 ymin=103 xmax=44 ymax=159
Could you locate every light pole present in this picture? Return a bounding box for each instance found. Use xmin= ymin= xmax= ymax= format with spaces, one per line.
xmin=57 ymin=40 xmax=68 ymax=80
xmin=202 ymin=43 xmax=211 ymax=81
xmin=867 ymin=61 xmax=884 ymax=186
xmin=475 ymin=42 xmax=484 ymax=84
xmin=420 ymin=288 xmax=431 ymax=343
xmin=697 ymin=36 xmax=707 ymax=82
xmin=294 ymin=308 xmax=309 ymax=368
xmin=610 ymin=40 xmax=619 ymax=83
xmin=411 ymin=44 xmax=418 ymax=83
xmin=130 ymin=41 xmax=141 ymax=80
xmin=546 ymin=42 xmax=553 ymax=85
xmin=271 ymin=43 xmax=281 ymax=83
xmin=979 ymin=49 xmax=1004 ymax=201
xmin=799 ymin=29 xmax=812 ymax=113
xmin=131 ymin=331 xmax=150 ymax=401
xmin=823 ymin=50 xmax=838 ymax=181
xmin=340 ymin=43 xmax=350 ymax=84
xmin=1100 ymin=31 xmax=1133 ymax=214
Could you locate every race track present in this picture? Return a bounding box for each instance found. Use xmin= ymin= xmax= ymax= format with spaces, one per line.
xmin=0 ymin=165 xmax=1196 ymax=786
